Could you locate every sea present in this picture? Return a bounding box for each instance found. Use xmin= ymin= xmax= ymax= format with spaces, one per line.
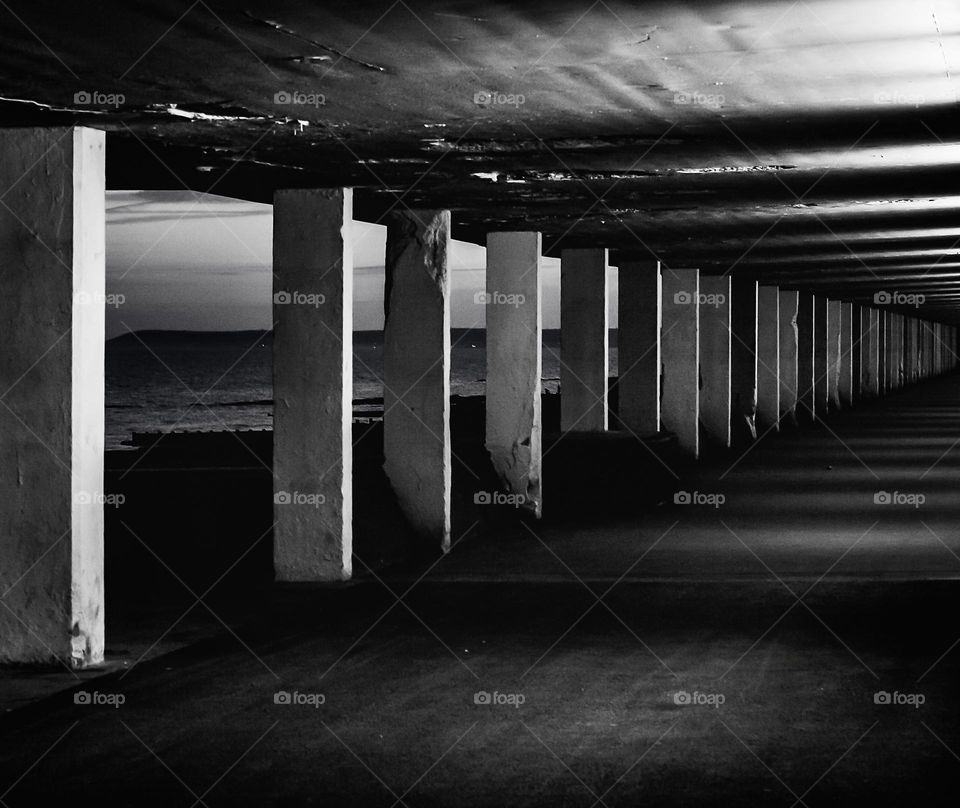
xmin=106 ymin=329 xmax=619 ymax=450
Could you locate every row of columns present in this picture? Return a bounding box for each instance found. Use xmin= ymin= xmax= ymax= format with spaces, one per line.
xmin=613 ymin=266 xmax=958 ymax=456
xmin=3 ymin=149 xmax=960 ymax=665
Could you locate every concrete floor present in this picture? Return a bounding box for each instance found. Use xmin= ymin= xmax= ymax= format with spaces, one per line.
xmin=3 ymin=375 xmax=960 ymax=805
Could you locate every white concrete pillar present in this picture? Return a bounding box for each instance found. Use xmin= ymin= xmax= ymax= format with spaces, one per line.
xmin=0 ymin=127 xmax=105 ymax=666
xmin=938 ymin=323 xmax=945 ymax=374
xmin=935 ymin=323 xmax=942 ymax=375
xmin=617 ymin=261 xmax=661 ymax=436
xmin=699 ymin=276 xmax=731 ymax=447
xmin=814 ymin=296 xmax=829 ymax=415
xmin=486 ymin=232 xmax=542 ymax=517
xmin=887 ymin=313 xmax=897 ymax=389
xmin=731 ymin=277 xmax=759 ymax=440
xmin=879 ymin=311 xmax=890 ymax=394
xmin=917 ymin=319 xmax=925 ymax=379
xmin=660 ymin=269 xmax=700 ymax=457
xmin=852 ymin=305 xmax=864 ymax=400
xmin=896 ymin=314 xmax=907 ymax=387
xmin=797 ymin=292 xmax=816 ymax=420
xmin=934 ymin=323 xmax=941 ymax=375
xmin=839 ymin=302 xmax=854 ymax=407
xmin=865 ymin=307 xmax=880 ymax=397
xmin=778 ymin=290 xmax=799 ymax=425
xmin=889 ymin=313 xmax=904 ymax=390
xmin=827 ymin=299 xmax=842 ymax=410
xmin=273 ymin=188 xmax=353 ymax=581
xmin=383 ymin=210 xmax=451 ymax=552
xmin=560 ymin=248 xmax=608 ymax=432
xmin=903 ymin=316 xmax=914 ymax=385
xmin=757 ymin=285 xmax=780 ymax=430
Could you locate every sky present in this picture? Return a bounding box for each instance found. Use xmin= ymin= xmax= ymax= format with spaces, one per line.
xmin=105 ymin=190 xmax=619 ymax=339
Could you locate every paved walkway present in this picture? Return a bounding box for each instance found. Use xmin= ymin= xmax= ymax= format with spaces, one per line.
xmin=3 ymin=374 xmax=960 ymax=805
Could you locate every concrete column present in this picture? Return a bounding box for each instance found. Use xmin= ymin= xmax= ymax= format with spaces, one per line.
xmin=778 ymin=290 xmax=799 ymax=425
xmin=853 ymin=306 xmax=865 ymax=400
xmin=757 ymin=286 xmax=780 ymax=430
xmin=865 ymin=307 xmax=880 ymax=397
xmin=938 ymin=323 xmax=945 ymax=374
xmin=878 ymin=311 xmax=889 ymax=394
xmin=617 ymin=261 xmax=661 ymax=437
xmin=827 ymin=300 xmax=842 ymax=410
xmin=895 ymin=315 xmax=905 ymax=387
xmin=699 ymin=276 xmax=731 ymax=447
xmin=883 ymin=314 xmax=892 ymax=390
xmin=797 ymin=292 xmax=816 ymax=420
xmin=486 ymin=232 xmax=542 ymax=517
xmin=839 ymin=302 xmax=854 ymax=407
xmin=731 ymin=277 xmax=759 ymax=440
xmin=935 ymin=323 xmax=941 ymax=374
xmin=903 ymin=316 xmax=915 ymax=385
xmin=887 ymin=314 xmax=897 ymax=389
xmin=383 ymin=210 xmax=451 ymax=552
xmin=893 ymin=313 xmax=903 ymax=389
xmin=274 ymin=188 xmax=353 ymax=582
xmin=917 ymin=320 xmax=924 ymax=379
xmin=0 ymin=127 xmax=105 ymax=666
xmin=814 ymin=296 xmax=829 ymax=415
xmin=660 ymin=269 xmax=700 ymax=457
xmin=560 ymin=248 xmax=608 ymax=432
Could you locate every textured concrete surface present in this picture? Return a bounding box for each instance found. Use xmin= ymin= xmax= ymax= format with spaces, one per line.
xmin=617 ymin=261 xmax=661 ymax=438
xmin=827 ymin=299 xmax=842 ymax=410
xmin=660 ymin=269 xmax=699 ymax=457
xmin=699 ymin=276 xmax=731 ymax=447
xmin=778 ymin=290 xmax=799 ymax=424
xmin=559 ymin=248 xmax=608 ymax=433
xmin=731 ymin=277 xmax=758 ymax=442
xmin=272 ymin=188 xmax=353 ymax=581
xmin=485 ymin=231 xmax=542 ymax=517
xmin=814 ymin=296 xmax=830 ymax=417
xmin=3 ymin=371 xmax=960 ymax=806
xmin=756 ymin=285 xmax=780 ymax=430
xmin=0 ymin=126 xmax=105 ymax=667
xmin=383 ymin=209 xmax=452 ymax=552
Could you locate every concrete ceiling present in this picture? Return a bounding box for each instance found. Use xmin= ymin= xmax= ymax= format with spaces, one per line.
xmin=1 ymin=0 xmax=959 ymax=318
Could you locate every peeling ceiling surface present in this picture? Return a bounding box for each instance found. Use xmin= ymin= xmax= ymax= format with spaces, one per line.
xmin=1 ymin=0 xmax=959 ymax=317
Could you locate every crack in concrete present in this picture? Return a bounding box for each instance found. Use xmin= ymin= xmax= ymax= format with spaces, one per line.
xmin=242 ymin=10 xmax=387 ymax=72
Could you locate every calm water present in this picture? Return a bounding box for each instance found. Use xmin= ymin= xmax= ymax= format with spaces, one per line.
xmin=105 ymin=329 xmax=618 ymax=450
